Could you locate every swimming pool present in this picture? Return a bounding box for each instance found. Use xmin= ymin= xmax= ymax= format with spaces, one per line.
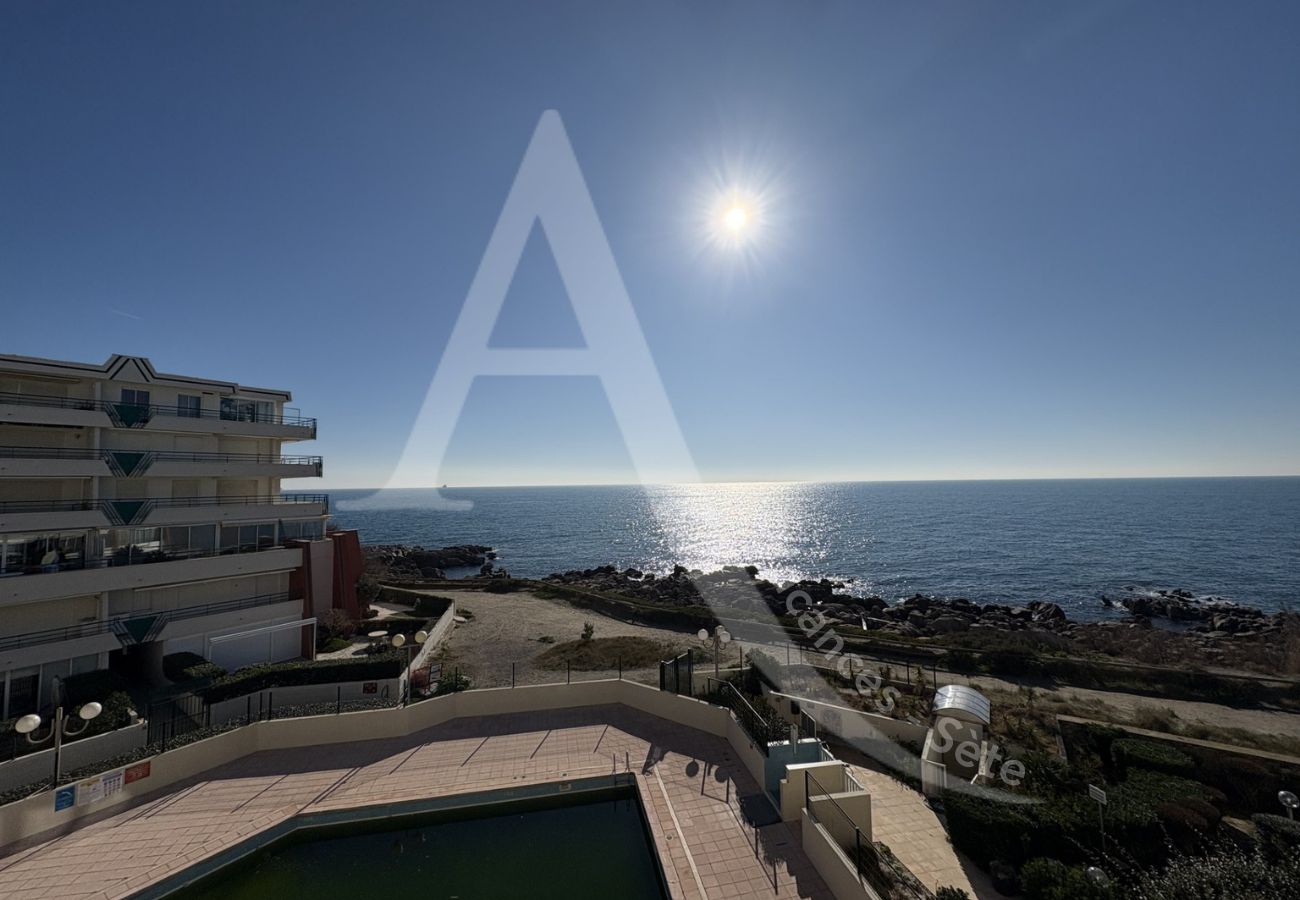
xmin=147 ymin=777 xmax=668 ymax=899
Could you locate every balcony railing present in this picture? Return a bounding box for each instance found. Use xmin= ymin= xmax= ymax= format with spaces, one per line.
xmin=0 ymin=493 xmax=329 ymax=515
xmin=0 ymin=591 xmax=297 ymax=652
xmin=0 ymin=391 xmax=316 ymax=431
xmin=0 ymin=537 xmax=306 ymax=579
xmin=0 ymin=446 xmax=322 ymax=468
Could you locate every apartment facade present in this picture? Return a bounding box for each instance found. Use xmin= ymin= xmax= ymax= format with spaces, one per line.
xmin=0 ymin=353 xmax=342 ymax=719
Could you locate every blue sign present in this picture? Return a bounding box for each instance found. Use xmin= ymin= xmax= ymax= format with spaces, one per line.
xmin=54 ymin=786 xmax=75 ymax=812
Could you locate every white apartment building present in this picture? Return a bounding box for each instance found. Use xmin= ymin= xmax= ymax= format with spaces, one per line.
xmin=0 ymin=353 xmax=332 ymax=719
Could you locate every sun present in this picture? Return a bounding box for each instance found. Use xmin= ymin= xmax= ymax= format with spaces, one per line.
xmin=724 ymin=205 xmax=749 ymax=233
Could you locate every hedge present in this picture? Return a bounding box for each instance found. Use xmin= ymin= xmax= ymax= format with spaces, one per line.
xmin=941 ymin=789 xmax=1036 ymax=868
xmin=200 ymin=654 xmax=404 ymax=703
xmin=1020 ymin=857 xmax=1114 ymax=900
xmin=1111 ymin=738 xmax=1195 ymax=778
xmin=163 ymin=652 xmax=226 ymax=684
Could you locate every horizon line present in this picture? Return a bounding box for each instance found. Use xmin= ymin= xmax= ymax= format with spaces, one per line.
xmin=317 ymin=472 xmax=1300 ymax=491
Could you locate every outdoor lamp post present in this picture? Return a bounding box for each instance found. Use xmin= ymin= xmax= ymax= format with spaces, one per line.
xmin=14 ymin=679 xmax=103 ymax=784
xmin=698 ymin=626 xmax=731 ymax=679
xmin=1280 ymin=790 xmax=1299 ymax=820
xmin=391 ymin=630 xmax=429 ymax=700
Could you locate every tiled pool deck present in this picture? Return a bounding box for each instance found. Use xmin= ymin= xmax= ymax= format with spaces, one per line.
xmin=0 ymin=705 xmax=833 ymax=900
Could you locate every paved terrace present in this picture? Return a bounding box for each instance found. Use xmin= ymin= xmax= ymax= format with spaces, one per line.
xmin=0 ymin=705 xmax=832 ymax=900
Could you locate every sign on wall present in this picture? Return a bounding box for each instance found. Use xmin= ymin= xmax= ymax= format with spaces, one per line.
xmin=54 ymin=786 xmax=76 ymax=812
xmin=124 ymin=761 xmax=151 ymax=784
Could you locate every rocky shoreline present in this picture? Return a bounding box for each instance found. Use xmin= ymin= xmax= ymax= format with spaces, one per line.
xmin=363 ymin=545 xmax=1295 ymax=671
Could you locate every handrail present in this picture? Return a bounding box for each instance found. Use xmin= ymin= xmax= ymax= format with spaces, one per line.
xmin=0 ymin=391 xmax=316 ymax=429
xmin=805 ymin=768 xmax=890 ymax=896
xmin=0 ymin=493 xmax=328 ymax=514
xmin=705 ymin=677 xmax=785 ymax=753
xmin=0 ymin=446 xmax=321 ymax=466
xmin=0 ymin=592 xmax=297 ymax=651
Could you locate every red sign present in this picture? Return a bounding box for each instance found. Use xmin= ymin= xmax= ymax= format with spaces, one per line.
xmin=124 ymin=761 xmax=151 ymax=784
xmin=362 ymin=682 xmax=377 ymax=694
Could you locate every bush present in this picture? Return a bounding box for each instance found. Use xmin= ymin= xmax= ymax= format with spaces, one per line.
xmin=200 ymin=654 xmax=404 ymax=703
xmin=581 ymin=621 xmax=594 ymax=642
xmin=1252 ymin=813 xmax=1300 ymax=859
xmin=163 ymin=652 xmax=226 ymax=684
xmin=1020 ymin=858 xmax=1114 ymax=900
xmin=1129 ymin=845 xmax=1300 ymax=898
xmin=433 ymin=671 xmax=472 ymax=696
xmin=941 ymin=789 xmax=1035 ymax=867
xmin=935 ymin=888 xmax=970 ymax=900
xmin=1112 ymin=739 xmax=1195 ymax=778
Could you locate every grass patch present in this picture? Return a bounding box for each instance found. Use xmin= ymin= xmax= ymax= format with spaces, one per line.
xmin=536 ymin=636 xmax=673 ymax=670
xmin=319 ymin=637 xmax=352 ymax=653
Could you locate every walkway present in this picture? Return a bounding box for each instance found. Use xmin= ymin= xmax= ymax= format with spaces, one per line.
xmin=0 ymin=705 xmax=832 ymax=900
xmin=847 ymin=764 xmax=997 ymax=899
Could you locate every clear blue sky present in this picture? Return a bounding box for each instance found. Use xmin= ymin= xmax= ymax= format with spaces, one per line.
xmin=3 ymin=2 xmax=1297 ymax=487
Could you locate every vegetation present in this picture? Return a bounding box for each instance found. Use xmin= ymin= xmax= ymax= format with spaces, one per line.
xmin=1129 ymin=846 xmax=1300 ymax=899
xmin=1111 ymin=738 xmax=1196 ymax=778
xmin=934 ymin=888 xmax=970 ymax=900
xmin=200 ymin=654 xmax=404 ymax=703
xmin=315 ymin=608 xmax=356 ymax=651
xmin=162 ymin=652 xmax=226 ymax=684
xmin=1251 ymin=813 xmax=1300 ymax=859
xmin=1020 ymin=858 xmax=1113 ymax=900
xmin=580 ymin=621 xmax=594 ymax=642
xmin=536 ymin=636 xmax=670 ymax=670
xmin=433 ymin=671 xmax=472 ymax=695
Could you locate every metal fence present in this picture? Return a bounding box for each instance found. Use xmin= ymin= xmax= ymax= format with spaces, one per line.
xmin=658 ymin=651 xmax=694 ymax=696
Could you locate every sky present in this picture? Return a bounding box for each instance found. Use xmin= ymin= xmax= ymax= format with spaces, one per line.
xmin=1 ymin=2 xmax=1298 ymax=488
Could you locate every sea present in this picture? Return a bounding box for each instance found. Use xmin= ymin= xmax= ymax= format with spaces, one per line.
xmin=329 ymin=477 xmax=1300 ymax=619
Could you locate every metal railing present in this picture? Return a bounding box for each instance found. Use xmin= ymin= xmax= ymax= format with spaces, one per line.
xmin=0 ymin=446 xmax=321 ymax=468
xmin=0 ymin=592 xmax=296 ymax=652
xmin=804 ymin=768 xmax=891 ymax=897
xmin=0 ymin=539 xmax=303 ymax=578
xmin=0 ymin=391 xmax=316 ymax=430
xmin=705 ymin=677 xmax=786 ymax=755
xmin=0 ymin=493 xmax=328 ymax=514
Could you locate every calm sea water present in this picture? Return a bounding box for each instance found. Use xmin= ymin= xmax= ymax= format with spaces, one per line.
xmin=331 ymin=478 xmax=1300 ymax=618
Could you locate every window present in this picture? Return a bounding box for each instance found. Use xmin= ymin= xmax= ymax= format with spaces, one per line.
xmin=6 ymin=668 xmax=39 ymax=719
xmin=280 ymin=520 xmax=325 ymax=541
xmin=220 ymin=397 xmax=276 ymax=422
xmin=221 ymin=522 xmax=276 ymax=553
xmin=176 ymin=394 xmax=201 ymax=418
xmin=120 ymin=388 xmax=150 ymax=406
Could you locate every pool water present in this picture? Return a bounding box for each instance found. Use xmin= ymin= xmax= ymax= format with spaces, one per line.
xmin=170 ymin=790 xmax=668 ymax=899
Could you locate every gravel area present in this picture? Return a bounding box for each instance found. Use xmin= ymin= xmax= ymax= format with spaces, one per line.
xmin=416 ymin=588 xmax=709 ymax=688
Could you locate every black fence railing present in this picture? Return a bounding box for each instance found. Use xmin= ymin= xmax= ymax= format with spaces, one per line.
xmin=705 ymin=677 xmax=786 ymax=755
xmin=0 ymin=391 xmax=316 ymax=430
xmin=658 ymin=651 xmax=694 ymax=696
xmin=0 ymin=446 xmax=321 ymax=467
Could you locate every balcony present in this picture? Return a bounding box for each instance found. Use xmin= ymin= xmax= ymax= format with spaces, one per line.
xmin=0 ymin=493 xmax=328 ymax=531
xmin=0 ymin=591 xmax=297 ymax=653
xmin=0 ymin=391 xmax=316 ymax=439
xmin=0 ymin=446 xmax=322 ymax=479
xmin=0 ymin=545 xmax=304 ymax=607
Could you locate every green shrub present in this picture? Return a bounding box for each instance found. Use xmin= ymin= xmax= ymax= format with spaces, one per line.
xmin=1252 ymin=813 xmax=1300 ymax=859
xmin=935 ymin=888 xmax=970 ymax=900
xmin=163 ymin=652 xmax=226 ymax=684
xmin=433 ymin=671 xmax=472 ymax=696
xmin=1129 ymin=845 xmax=1300 ymax=898
xmin=1020 ymin=858 xmax=1114 ymax=900
xmin=200 ymin=654 xmax=403 ymax=703
xmin=941 ymin=789 xmax=1035 ymax=867
xmin=1112 ymin=739 xmax=1195 ymax=778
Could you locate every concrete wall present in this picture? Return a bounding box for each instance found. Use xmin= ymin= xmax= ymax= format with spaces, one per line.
xmin=0 ymin=679 xmax=773 ymax=849
xmin=767 ymin=692 xmax=928 ymax=745
xmin=0 ymin=721 xmax=147 ymax=792
xmin=801 ymin=810 xmax=880 ymax=900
